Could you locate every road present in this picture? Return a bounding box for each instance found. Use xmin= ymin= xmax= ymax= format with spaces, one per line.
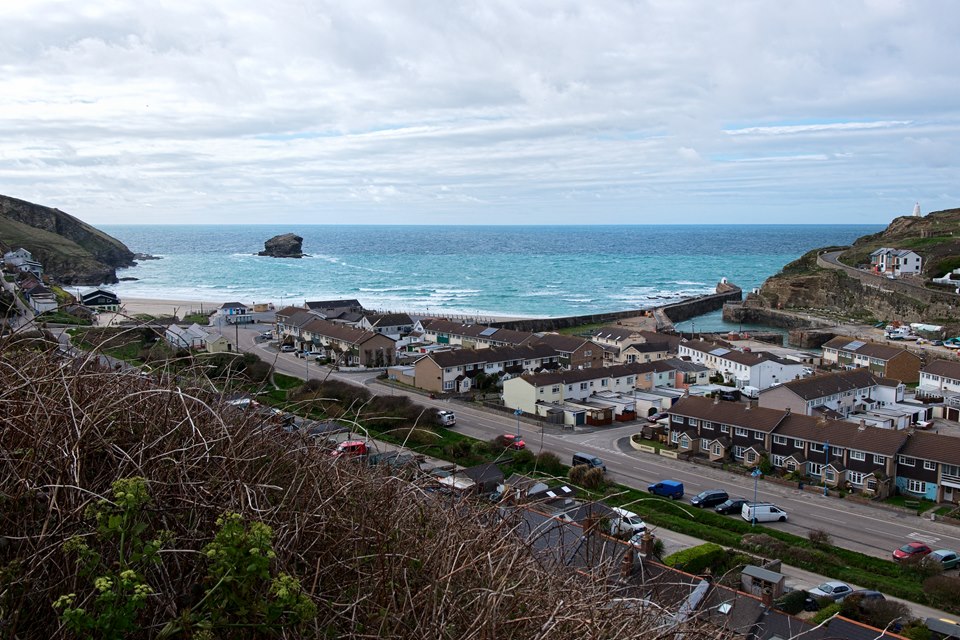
xmin=224 ymin=322 xmax=960 ymax=564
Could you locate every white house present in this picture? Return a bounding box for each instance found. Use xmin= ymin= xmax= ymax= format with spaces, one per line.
xmin=919 ymin=360 xmax=960 ymax=395
xmin=3 ymin=248 xmax=43 ymax=278
xmin=165 ymin=323 xmax=209 ymax=349
xmin=869 ymin=248 xmax=922 ymax=277
xmin=23 ymin=282 xmax=57 ymax=314
xmin=677 ymin=339 xmax=805 ymax=390
xmin=358 ymin=313 xmax=414 ymax=340
xmin=218 ymin=302 xmax=253 ymax=324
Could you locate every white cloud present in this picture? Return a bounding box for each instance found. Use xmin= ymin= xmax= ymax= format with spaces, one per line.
xmin=0 ymin=0 xmax=959 ymax=223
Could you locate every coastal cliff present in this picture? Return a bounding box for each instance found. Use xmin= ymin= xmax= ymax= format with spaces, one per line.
xmin=0 ymin=194 xmax=136 ymax=285
xmin=740 ymin=207 xmax=960 ymax=330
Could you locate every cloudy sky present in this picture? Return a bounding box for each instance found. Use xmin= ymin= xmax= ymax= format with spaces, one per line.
xmin=2 ymin=1 xmax=959 ymax=225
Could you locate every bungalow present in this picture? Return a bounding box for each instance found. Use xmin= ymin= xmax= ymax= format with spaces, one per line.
xmin=305 ymin=299 xmax=364 ymax=316
xmin=665 ymin=396 xmax=787 ymax=466
xmin=677 ymin=339 xmax=806 ymax=389
xmin=416 ymin=318 xmax=535 ymax=349
xmin=769 ymin=413 xmax=906 ymax=497
xmin=527 ymin=333 xmax=604 ymax=369
xmin=896 ymin=431 xmax=960 ymax=504
xmin=821 ymin=337 xmax=922 ymax=383
xmin=299 ymin=318 xmax=395 ymax=367
xmin=80 ymin=289 xmax=121 ymax=312
xmin=218 ymin=301 xmax=254 ymax=324
xmin=23 ymin=282 xmax=58 ymax=314
xmin=870 ymin=247 xmax=922 ymax=277
xmin=919 ymin=359 xmax=960 ymax=395
xmin=620 ymin=342 xmax=670 ymax=364
xmin=758 ymin=368 xmax=903 ymax=417
xmin=165 ymin=323 xmax=209 ymax=349
xmin=358 ymin=312 xmax=414 ymax=340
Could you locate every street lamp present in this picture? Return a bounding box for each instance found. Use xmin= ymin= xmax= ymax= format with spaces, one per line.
xmin=751 ymin=467 xmax=762 ymax=526
xmin=823 ymin=441 xmax=830 ymax=496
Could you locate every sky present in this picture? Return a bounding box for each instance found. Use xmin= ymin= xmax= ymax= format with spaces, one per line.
xmin=1 ymin=1 xmax=959 ymax=225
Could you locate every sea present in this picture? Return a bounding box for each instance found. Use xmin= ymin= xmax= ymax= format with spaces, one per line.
xmin=100 ymin=224 xmax=882 ymax=332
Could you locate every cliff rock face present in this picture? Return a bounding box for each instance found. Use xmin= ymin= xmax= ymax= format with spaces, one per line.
xmin=258 ymin=233 xmax=304 ymax=258
xmin=0 ymin=194 xmax=136 ymax=285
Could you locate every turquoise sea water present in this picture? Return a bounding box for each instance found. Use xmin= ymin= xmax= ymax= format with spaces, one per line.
xmin=101 ymin=224 xmax=881 ymax=326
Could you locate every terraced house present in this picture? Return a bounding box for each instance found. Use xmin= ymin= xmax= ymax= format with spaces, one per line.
xmin=415 ymin=318 xmax=534 ymax=349
xmin=299 ymin=318 xmax=395 ymax=367
xmin=820 ymin=337 xmax=921 ymax=383
xmin=411 ymin=343 xmax=561 ymax=394
xmin=677 ymin=339 xmax=805 ymax=390
xmin=758 ymin=368 xmax=903 ymax=417
xmin=896 ymin=431 xmax=960 ymax=504
xmin=665 ymin=397 xmax=786 ymax=465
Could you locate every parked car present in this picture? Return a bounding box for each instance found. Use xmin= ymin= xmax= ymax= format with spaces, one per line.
xmin=926 ymin=549 xmax=960 ymax=570
xmin=892 ymin=541 xmax=932 ymax=561
xmin=572 ymin=452 xmax=606 ymax=472
xmin=715 ymin=497 xmax=749 ymax=515
xmin=648 ymin=480 xmax=684 ymax=499
xmin=808 ymin=581 xmax=853 ymax=602
xmin=331 ymin=440 xmax=369 ymax=458
xmin=646 ymin=411 xmax=668 ymax=423
xmin=609 ymin=507 xmax=646 ymax=537
xmin=436 ymin=410 xmax=456 ymax=426
xmin=718 ymin=389 xmax=741 ymax=401
xmin=501 ymin=434 xmax=526 ymax=450
xmin=280 ymin=345 xmax=296 ymax=352
xmin=741 ymin=502 xmax=787 ymax=523
xmin=846 ymin=590 xmax=885 ymax=604
xmin=691 ymin=489 xmax=729 ymax=508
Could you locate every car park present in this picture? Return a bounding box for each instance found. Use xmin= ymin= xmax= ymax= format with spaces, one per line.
xmin=691 ymin=489 xmax=729 ymax=508
xmin=501 ymin=434 xmax=526 ymax=450
xmin=893 ymin=541 xmax=932 ymax=561
xmin=714 ymin=497 xmax=749 ymax=515
xmin=808 ymin=581 xmax=852 ymax=602
xmin=927 ymin=549 xmax=960 ymax=569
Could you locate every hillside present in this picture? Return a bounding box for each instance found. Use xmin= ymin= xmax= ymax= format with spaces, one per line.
xmin=0 ymin=194 xmax=135 ymax=284
xmin=754 ymin=208 xmax=960 ymax=328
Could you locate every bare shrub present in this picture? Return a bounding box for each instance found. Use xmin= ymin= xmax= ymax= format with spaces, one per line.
xmin=808 ymin=529 xmax=832 ymax=547
xmin=568 ymin=463 xmax=588 ymax=485
xmin=923 ymin=575 xmax=960 ymax=613
xmin=583 ymin=467 xmax=608 ymax=491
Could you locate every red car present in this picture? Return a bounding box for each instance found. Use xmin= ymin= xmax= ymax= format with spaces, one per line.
xmin=501 ymin=434 xmax=526 ymax=450
xmin=331 ymin=440 xmax=369 ymax=458
xmin=893 ymin=541 xmax=932 ymax=562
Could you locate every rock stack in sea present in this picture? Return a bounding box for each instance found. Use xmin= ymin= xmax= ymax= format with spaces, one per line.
xmin=258 ymin=233 xmax=305 ymax=258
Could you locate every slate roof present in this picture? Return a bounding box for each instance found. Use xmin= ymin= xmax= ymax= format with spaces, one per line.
xmin=771 ymin=368 xmax=883 ymax=400
xmin=80 ymin=289 xmax=119 ymax=303
xmin=418 ymin=343 xmax=560 ymax=369
xmin=420 ymin=319 xmax=534 ymax=345
xmin=219 ymin=301 xmax=247 ymax=309
xmin=623 ymin=341 xmax=671 ymax=353
xmin=301 ymin=318 xmax=391 ymax=345
xmin=528 ymin=333 xmax=594 ymax=353
xmin=900 ymin=430 xmax=960 ymax=465
xmin=286 ymin=310 xmax=320 ymax=328
xmin=275 ymin=305 xmax=305 ymax=318
xmin=365 ymin=312 xmax=413 ymax=327
xmin=590 ymin=326 xmax=644 ymax=342
xmin=305 ymin=299 xmax=362 ymax=311
xmin=822 ymin=336 xmax=919 ymax=362
xmin=667 ymin=396 xmax=787 ymax=433
xmin=681 ymin=340 xmax=797 ymax=366
xmin=773 ymin=414 xmax=909 ymax=456
xmin=517 ymin=363 xmax=645 ymax=387
xmin=923 ymin=359 xmax=960 ymax=380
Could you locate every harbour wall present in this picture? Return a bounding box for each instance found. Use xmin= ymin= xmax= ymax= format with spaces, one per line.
xmin=491 ymin=283 xmax=742 ymax=333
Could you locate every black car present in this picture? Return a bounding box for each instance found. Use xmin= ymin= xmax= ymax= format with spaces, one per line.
xmin=691 ymin=489 xmax=729 ymax=508
xmin=714 ymin=497 xmax=749 ymax=515
xmin=719 ymin=389 xmax=741 ymax=402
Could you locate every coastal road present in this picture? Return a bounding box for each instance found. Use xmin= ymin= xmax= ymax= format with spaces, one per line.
xmin=225 ymin=323 xmax=960 ymax=564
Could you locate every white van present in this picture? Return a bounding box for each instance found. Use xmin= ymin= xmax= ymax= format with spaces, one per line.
xmin=741 ymin=502 xmax=788 ymax=523
xmin=741 ymin=385 xmax=760 ymax=399
xmin=609 ymin=507 xmax=646 ymax=537
xmin=437 ymin=410 xmax=456 ymax=426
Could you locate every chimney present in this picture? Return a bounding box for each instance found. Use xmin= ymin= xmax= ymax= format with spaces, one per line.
xmin=859 ymin=419 xmax=866 ymax=431
xmin=620 ymin=547 xmax=634 ymax=580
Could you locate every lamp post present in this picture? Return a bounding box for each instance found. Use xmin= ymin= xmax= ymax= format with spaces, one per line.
xmin=823 ymin=441 xmax=830 ymax=496
xmin=751 ymin=467 xmax=762 ymax=526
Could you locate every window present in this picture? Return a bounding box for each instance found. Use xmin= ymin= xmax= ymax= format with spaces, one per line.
xmin=825 ymin=468 xmax=836 ymax=482
xmin=601 ymin=379 xmax=608 ymax=387
xmin=444 ymin=368 xmax=452 ymax=373
xmin=794 ymin=439 xmax=804 ymax=448
xmin=584 ymin=350 xmax=592 ymax=356
xmin=702 ymin=421 xmax=714 ymax=431
xmin=733 ymin=446 xmax=745 ymax=459
xmin=580 ymin=382 xmax=588 ymax=390
xmin=808 ymin=462 xmax=823 ymax=476
xmin=850 ymin=450 xmax=865 ymax=461
xmin=772 ymin=455 xmax=785 ymax=467
xmin=754 ymin=432 xmax=764 ymax=440
xmin=671 ymin=430 xmax=680 ymax=444
xmin=680 ymin=436 xmax=689 ymax=448
xmin=689 ymin=418 xmax=700 ymax=427
xmin=735 ymin=427 xmax=747 ymax=437
xmin=745 ymin=450 xmax=757 ymax=464
xmin=720 ymin=425 xmax=729 ymax=433
xmin=627 ymin=376 xmax=635 ymax=384
xmin=848 ymin=471 xmax=864 ymax=486
xmin=672 ymin=415 xmax=683 ymax=423
xmin=551 ymin=385 xmax=560 ymax=393
xmin=874 ymin=454 xmax=886 ymax=465
xmin=810 ymin=443 xmax=823 ymax=453
xmin=539 ymin=388 xmax=544 ymax=394
xmin=701 ymin=439 xmax=710 ymax=450
xmin=443 ymin=381 xmax=454 ymax=390
xmin=908 ymin=479 xmax=926 ymax=494
xmin=924 ymin=461 xmax=936 ymax=471
xmin=712 ymin=444 xmax=722 ymax=456
xmin=898 ymin=456 xmax=915 ymax=467
xmin=773 ymin=435 xmax=787 ymax=445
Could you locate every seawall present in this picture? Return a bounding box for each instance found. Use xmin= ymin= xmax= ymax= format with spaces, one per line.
xmin=491 ymin=282 xmax=742 ymax=333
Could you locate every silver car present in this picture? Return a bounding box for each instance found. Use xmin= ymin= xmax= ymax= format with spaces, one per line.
xmin=808 ymin=581 xmax=852 ymax=601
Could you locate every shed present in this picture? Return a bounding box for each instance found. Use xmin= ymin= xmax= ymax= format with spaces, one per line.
xmin=740 ymin=564 xmax=785 ymax=600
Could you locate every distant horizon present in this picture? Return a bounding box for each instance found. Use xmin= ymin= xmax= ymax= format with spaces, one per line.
xmin=100 ymin=221 xmax=888 ymax=227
